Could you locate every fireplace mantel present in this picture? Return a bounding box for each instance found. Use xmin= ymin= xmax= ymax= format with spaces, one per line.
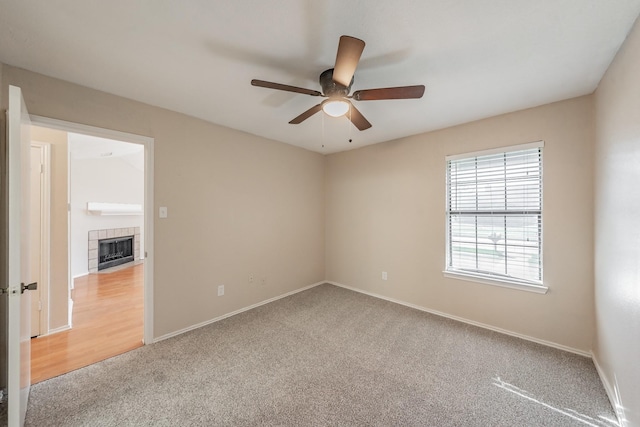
xmin=87 ymin=202 xmax=142 ymax=216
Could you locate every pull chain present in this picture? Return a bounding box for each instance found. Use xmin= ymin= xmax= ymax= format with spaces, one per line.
xmin=321 ymin=110 xmax=325 ymax=149
xmin=348 ymin=105 xmax=353 ymax=144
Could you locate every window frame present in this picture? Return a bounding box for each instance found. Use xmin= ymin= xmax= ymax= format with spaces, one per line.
xmin=443 ymin=141 xmax=548 ymax=294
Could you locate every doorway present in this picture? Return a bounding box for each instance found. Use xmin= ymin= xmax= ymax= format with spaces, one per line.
xmin=27 ymin=117 xmax=154 ymax=383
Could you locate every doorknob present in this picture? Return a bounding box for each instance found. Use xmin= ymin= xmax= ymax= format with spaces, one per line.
xmin=21 ymin=282 xmax=37 ymax=294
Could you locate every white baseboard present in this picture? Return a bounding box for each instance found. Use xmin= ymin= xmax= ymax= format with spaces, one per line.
xmin=42 ymin=324 xmax=72 ymax=336
xmin=592 ymin=353 xmax=625 ymax=426
xmin=327 ymin=281 xmax=591 ymax=358
xmin=153 ymin=281 xmax=326 ymax=343
xmin=72 ymin=272 xmax=88 ymax=280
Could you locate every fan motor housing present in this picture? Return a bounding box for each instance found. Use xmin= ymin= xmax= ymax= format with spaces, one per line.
xmin=320 ymin=69 xmax=352 ymax=97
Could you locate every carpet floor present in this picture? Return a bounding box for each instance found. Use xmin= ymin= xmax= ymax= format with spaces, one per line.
xmin=25 ymin=284 xmax=617 ymax=426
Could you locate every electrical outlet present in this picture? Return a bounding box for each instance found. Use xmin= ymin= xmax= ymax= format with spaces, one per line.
xmin=217 ymin=285 xmax=224 ymax=296
xmin=249 ymin=275 xmax=254 ymax=284
xmin=382 ymin=272 xmax=388 ymax=281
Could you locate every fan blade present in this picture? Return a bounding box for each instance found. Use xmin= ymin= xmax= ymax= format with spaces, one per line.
xmin=289 ymin=103 xmax=323 ymax=124
xmin=347 ymin=102 xmax=372 ymax=130
xmin=251 ymin=79 xmax=322 ymax=97
xmin=352 ymin=85 xmax=425 ymax=101
xmin=333 ymin=36 xmax=365 ymax=87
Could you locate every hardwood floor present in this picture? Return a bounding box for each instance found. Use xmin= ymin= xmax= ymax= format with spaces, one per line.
xmin=31 ymin=263 xmax=144 ymax=384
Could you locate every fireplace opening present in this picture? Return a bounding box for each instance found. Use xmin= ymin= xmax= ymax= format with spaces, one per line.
xmin=98 ymin=235 xmax=134 ymax=271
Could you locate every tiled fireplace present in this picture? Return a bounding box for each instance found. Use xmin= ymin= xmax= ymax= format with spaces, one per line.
xmin=88 ymin=227 xmax=140 ymax=273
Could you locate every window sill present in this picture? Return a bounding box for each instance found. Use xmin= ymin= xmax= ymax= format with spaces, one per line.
xmin=443 ymin=271 xmax=548 ymax=294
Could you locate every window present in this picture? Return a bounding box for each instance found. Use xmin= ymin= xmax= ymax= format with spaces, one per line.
xmin=445 ymin=142 xmax=544 ymax=290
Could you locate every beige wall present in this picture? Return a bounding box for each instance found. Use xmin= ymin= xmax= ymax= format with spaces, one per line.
xmin=0 ymin=64 xmax=326 ymax=338
xmin=30 ymin=126 xmax=69 ymax=330
xmin=326 ymin=95 xmax=595 ymax=352
xmin=594 ymin=16 xmax=640 ymax=427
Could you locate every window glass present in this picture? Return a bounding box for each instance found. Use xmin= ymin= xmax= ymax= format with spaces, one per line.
xmin=446 ymin=144 xmax=542 ymax=285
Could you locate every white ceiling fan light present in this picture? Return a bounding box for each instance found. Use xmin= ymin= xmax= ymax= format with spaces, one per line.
xmin=322 ymin=99 xmax=350 ymax=117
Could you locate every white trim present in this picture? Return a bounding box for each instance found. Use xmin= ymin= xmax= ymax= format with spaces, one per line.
xmin=68 ymin=297 xmax=73 ymax=328
xmin=72 ymin=273 xmax=89 ymax=280
xmin=143 ymin=138 xmax=154 ymax=344
xmin=445 ymin=140 xmax=544 ymax=161
xmin=327 ymin=281 xmax=590 ymax=357
xmin=592 ymin=353 xmax=626 ymax=426
xmin=29 ymin=115 xmax=155 ymax=346
xmin=67 ymin=138 xmax=73 ymax=294
xmin=29 ymin=115 xmax=154 ymax=145
xmin=443 ymin=271 xmax=548 ymax=294
xmin=42 ymin=324 xmax=72 ymax=336
xmin=153 ymin=281 xmax=325 ymax=343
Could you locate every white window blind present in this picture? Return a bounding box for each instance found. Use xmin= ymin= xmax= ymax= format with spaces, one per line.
xmin=446 ymin=143 xmax=543 ymax=285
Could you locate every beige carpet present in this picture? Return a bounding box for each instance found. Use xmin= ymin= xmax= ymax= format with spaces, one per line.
xmin=25 ymin=284 xmax=616 ymax=426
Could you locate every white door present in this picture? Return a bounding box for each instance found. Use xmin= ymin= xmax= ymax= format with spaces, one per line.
xmin=30 ymin=145 xmax=42 ymax=337
xmin=7 ymin=85 xmax=33 ymax=426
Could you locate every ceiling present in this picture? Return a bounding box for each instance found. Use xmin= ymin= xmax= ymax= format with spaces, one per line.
xmin=68 ymin=132 xmax=143 ymax=161
xmin=2 ymin=1 xmax=640 ymax=154
xmin=68 ymin=131 xmax=145 ymax=173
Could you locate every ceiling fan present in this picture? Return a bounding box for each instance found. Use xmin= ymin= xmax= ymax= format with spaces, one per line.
xmin=251 ymin=35 xmax=425 ymax=131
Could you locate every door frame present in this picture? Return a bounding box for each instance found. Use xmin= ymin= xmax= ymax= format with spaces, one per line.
xmin=29 ymin=115 xmax=155 ymax=344
xmin=30 ymin=142 xmax=51 ymax=337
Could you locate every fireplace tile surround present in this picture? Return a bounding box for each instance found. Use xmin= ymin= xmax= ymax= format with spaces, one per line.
xmin=88 ymin=227 xmax=140 ymax=273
